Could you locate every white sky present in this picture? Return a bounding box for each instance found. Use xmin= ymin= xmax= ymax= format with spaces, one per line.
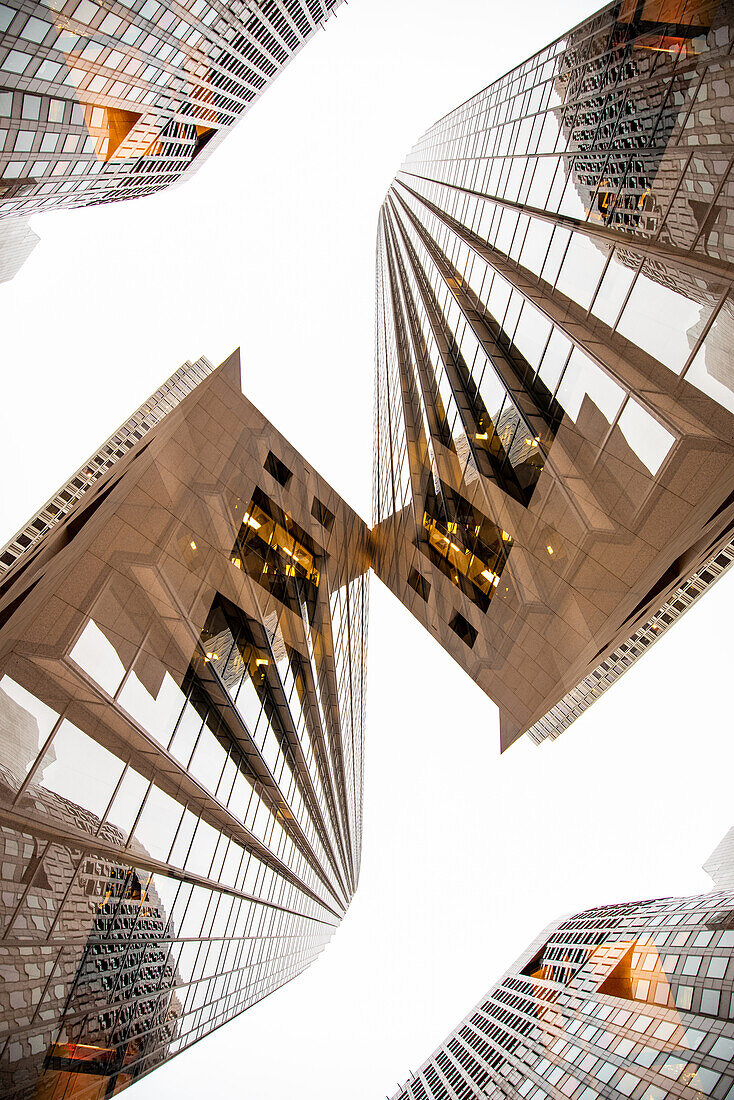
xmin=1 ymin=1 xmax=733 ymax=1097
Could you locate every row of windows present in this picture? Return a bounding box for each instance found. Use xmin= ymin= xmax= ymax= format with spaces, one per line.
xmin=0 ymin=0 xmax=340 ymax=215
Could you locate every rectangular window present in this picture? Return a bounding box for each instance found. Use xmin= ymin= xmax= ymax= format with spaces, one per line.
xmin=449 ymin=612 xmax=477 ymax=648
xmin=407 ymin=568 xmax=431 ymax=601
xmin=311 ymin=496 xmax=335 ymax=531
xmin=264 ymin=450 xmax=292 ymax=487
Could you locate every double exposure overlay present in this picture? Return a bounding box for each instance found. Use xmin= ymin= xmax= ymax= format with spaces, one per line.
xmin=0 ymin=0 xmax=343 ymax=279
xmin=2 ymin=0 xmax=734 ymax=1095
xmin=373 ymin=0 xmax=734 ymax=750
xmin=0 ymin=350 xmax=369 ymax=1097
xmin=390 ymin=836 xmax=734 ymax=1100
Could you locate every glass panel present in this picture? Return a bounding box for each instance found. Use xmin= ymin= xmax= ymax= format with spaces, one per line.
xmin=188 ymin=722 xmax=227 ymax=795
xmin=118 ymin=668 xmax=187 ymax=745
xmin=105 ymin=765 xmax=148 ymax=836
xmin=38 ymin=720 xmax=125 ymax=820
xmin=0 ymin=675 xmax=58 ymax=785
xmin=617 ymin=272 xmax=702 ymax=374
xmin=617 ymin=401 xmax=675 ymax=477
xmin=132 ymin=783 xmax=184 ymax=862
xmin=556 ymin=348 xmax=624 ymax=425
xmin=68 ymin=619 xmax=126 ymax=695
xmin=555 ymin=234 xmax=609 ymax=311
xmin=591 ymin=254 xmax=637 ymax=328
xmin=682 ymin=296 xmax=734 ymax=414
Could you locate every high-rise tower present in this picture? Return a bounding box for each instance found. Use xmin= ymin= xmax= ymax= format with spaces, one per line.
xmin=389 ymin=834 xmax=734 ymax=1100
xmin=0 ymin=0 xmax=343 ymax=276
xmin=373 ymin=0 xmax=734 ymax=750
xmin=0 ymin=349 xmax=369 ymax=1097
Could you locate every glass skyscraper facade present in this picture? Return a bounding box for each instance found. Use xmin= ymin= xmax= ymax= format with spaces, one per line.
xmin=390 ymin=836 xmax=734 ymax=1100
xmin=0 ymin=0 xmax=342 ymax=275
xmin=2 ymin=0 xmax=734 ymax=1095
xmin=373 ymin=0 xmax=734 ymax=750
xmin=0 ymin=349 xmax=369 ymax=1097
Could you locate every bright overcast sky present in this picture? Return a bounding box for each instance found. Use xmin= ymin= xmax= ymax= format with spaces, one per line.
xmin=2 ymin=1 xmax=734 ymax=1097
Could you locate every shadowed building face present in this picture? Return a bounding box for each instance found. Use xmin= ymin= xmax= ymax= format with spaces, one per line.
xmin=0 ymin=350 xmax=369 ymax=1097
xmin=372 ymin=0 xmax=734 ymax=751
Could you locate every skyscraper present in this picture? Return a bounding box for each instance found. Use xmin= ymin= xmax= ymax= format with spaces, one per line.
xmin=0 ymin=0 xmax=343 ymax=274
xmin=373 ymin=0 xmax=734 ymax=751
xmin=0 ymin=349 xmax=369 ymax=1097
xmin=389 ymin=833 xmax=734 ymax=1100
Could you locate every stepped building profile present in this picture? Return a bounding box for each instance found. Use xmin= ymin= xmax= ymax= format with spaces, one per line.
xmin=372 ymin=0 xmax=734 ymax=750
xmin=389 ymin=832 xmax=734 ymax=1100
xmin=0 ymin=350 xmax=369 ymax=1097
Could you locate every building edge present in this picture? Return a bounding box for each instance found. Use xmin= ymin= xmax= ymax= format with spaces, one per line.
xmin=522 ymin=533 xmax=734 ymax=749
xmin=0 ymin=351 xmax=230 ymax=579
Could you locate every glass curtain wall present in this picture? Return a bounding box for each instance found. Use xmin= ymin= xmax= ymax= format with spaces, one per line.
xmin=373 ymin=0 xmax=734 ymax=751
xmin=0 ymin=349 xmax=369 ymax=1098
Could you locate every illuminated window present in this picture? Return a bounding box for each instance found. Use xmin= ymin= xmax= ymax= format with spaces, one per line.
xmin=231 ymin=488 xmax=322 ymax=622
xmin=420 ymin=485 xmax=511 ymax=611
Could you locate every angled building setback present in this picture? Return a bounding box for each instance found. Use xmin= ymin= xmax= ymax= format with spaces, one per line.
xmin=0 ymin=0 xmax=342 ymax=223
xmin=390 ymin=836 xmax=734 ymax=1100
xmin=0 ymin=349 xmax=369 ymax=1097
xmin=373 ymin=0 xmax=734 ymax=751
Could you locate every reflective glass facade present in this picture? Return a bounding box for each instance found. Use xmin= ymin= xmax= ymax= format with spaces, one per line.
xmin=373 ymin=0 xmax=734 ymax=750
xmin=0 ymin=349 xmax=369 ymax=1097
xmin=0 ymin=0 xmax=341 ymax=221
xmin=390 ymin=838 xmax=734 ymax=1100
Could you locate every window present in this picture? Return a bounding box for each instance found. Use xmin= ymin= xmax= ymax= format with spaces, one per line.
xmin=407 ymin=568 xmax=431 ymax=601
xmin=21 ymin=17 xmax=51 ymax=43
xmin=264 ymin=450 xmax=292 ymax=487
xmin=701 ymin=989 xmax=720 ymax=1015
xmin=449 ymin=612 xmax=477 ymax=648
xmin=707 ymin=956 xmax=728 ymax=979
xmin=2 ymin=50 xmax=32 ymax=74
xmin=311 ymin=496 xmax=335 ymax=530
xmin=710 ymin=1036 xmax=734 ymax=1061
xmin=230 ymin=489 xmax=322 ymax=623
xmin=21 ymin=95 xmax=41 ymax=119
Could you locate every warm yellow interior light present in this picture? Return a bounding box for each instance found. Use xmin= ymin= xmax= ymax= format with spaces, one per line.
xmin=189 ymin=540 xmax=197 ymax=550
xmin=547 ymin=545 xmax=554 ymax=555
xmin=256 ymin=658 xmax=269 ymax=667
